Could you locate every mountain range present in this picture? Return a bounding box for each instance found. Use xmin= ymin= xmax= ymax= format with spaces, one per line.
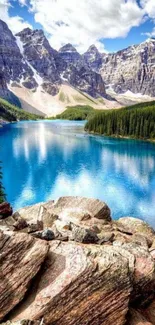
xmin=0 ymin=19 xmax=155 ymax=117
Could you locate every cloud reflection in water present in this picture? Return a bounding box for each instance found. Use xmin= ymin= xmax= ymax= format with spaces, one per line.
xmin=1 ymin=120 xmax=155 ymax=227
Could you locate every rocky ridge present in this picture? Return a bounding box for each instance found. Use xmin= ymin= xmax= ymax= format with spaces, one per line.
xmin=1 ymin=196 xmax=155 ymax=325
xmin=0 ymin=19 xmax=107 ymax=114
xmin=84 ymin=40 xmax=155 ymax=97
xmin=1 ymin=19 xmax=155 ymax=116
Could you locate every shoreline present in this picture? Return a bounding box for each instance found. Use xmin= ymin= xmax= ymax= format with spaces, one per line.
xmin=86 ymin=130 xmax=155 ymax=143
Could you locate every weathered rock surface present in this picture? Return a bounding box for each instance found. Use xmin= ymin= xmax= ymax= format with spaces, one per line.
xmin=0 ymin=230 xmax=48 ymax=321
xmin=116 ymin=217 xmax=155 ymax=243
xmin=99 ymin=39 xmax=155 ymax=96
xmin=83 ymin=45 xmax=103 ymax=72
xmin=71 ymin=223 xmax=99 ymax=243
xmin=10 ymin=241 xmax=132 ymax=325
xmin=1 ymin=197 xmax=155 ymax=325
xmin=14 ymin=196 xmax=111 ymax=226
xmin=113 ymin=242 xmax=155 ymax=306
xmin=59 ymin=43 xmax=81 ymax=64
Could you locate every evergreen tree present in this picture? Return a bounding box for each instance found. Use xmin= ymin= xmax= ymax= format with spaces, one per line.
xmin=85 ymin=101 xmax=155 ymax=140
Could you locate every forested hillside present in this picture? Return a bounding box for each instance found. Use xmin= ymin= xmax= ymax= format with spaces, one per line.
xmin=54 ymin=105 xmax=95 ymax=120
xmin=0 ymin=98 xmax=43 ymax=122
xmin=85 ymin=101 xmax=155 ymax=140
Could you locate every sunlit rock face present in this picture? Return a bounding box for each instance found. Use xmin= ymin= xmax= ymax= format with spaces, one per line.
xmin=82 ymin=39 xmax=155 ymax=97
xmin=0 ymin=20 xmax=33 ymax=85
xmin=0 ymin=230 xmax=48 ymax=321
xmin=99 ymin=39 xmax=155 ymax=96
xmin=16 ymin=28 xmax=61 ymax=93
xmin=0 ymin=20 xmax=35 ymax=103
xmin=0 ymin=19 xmax=107 ymax=102
xmin=83 ymin=45 xmax=103 ymax=72
xmin=58 ymin=44 xmax=106 ymax=98
xmin=59 ymin=43 xmax=81 ymax=64
xmin=61 ymin=64 xmax=106 ymax=98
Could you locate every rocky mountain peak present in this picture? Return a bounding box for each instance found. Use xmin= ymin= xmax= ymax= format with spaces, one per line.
xmin=59 ymin=43 xmax=78 ymax=53
xmin=83 ymin=44 xmax=103 ymax=72
xmin=16 ymin=28 xmax=46 ymax=47
xmin=0 ymin=20 xmax=107 ymax=105
xmin=58 ymin=43 xmax=81 ymax=67
xmin=16 ymin=27 xmax=61 ymax=95
xmin=17 ymin=27 xmax=32 ymax=36
xmin=0 ymin=19 xmax=37 ymax=101
xmin=1 ymin=18 xmax=155 ymax=112
xmin=100 ymin=37 xmax=155 ymax=96
xmin=87 ymin=44 xmax=100 ymax=54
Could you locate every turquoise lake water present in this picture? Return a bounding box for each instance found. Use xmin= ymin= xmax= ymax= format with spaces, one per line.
xmin=1 ymin=120 xmax=155 ymax=227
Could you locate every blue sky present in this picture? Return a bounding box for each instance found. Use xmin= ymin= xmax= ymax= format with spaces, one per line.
xmin=1 ymin=0 xmax=155 ymax=53
xmin=103 ymin=20 xmax=155 ymax=52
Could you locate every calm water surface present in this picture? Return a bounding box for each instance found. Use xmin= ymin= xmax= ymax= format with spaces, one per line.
xmin=1 ymin=120 xmax=155 ymax=227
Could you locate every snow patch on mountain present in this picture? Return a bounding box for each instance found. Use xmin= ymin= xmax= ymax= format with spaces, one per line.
xmin=15 ymin=36 xmax=24 ymax=55
xmin=123 ymin=90 xmax=152 ymax=99
xmin=26 ymin=61 xmax=43 ymax=87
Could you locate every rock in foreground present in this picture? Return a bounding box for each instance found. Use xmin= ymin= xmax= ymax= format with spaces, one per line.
xmin=0 ymin=230 xmax=48 ymax=321
xmin=10 ymin=242 xmax=131 ymax=325
xmin=0 ymin=197 xmax=155 ymax=325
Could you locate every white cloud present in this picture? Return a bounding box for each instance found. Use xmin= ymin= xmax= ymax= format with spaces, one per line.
xmin=0 ymin=0 xmax=32 ymax=34
xmin=1 ymin=0 xmax=155 ymax=53
xmin=140 ymin=0 xmax=155 ymax=18
xmin=7 ymin=15 xmax=32 ymax=34
xmin=18 ymin=0 xmax=27 ymax=6
xmin=140 ymin=0 xmax=155 ymax=38
xmin=143 ymin=26 xmax=155 ymax=37
xmin=28 ymin=0 xmax=144 ymax=53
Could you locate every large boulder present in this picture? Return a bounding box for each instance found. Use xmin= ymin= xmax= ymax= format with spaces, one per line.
xmin=14 ymin=197 xmax=111 ymax=227
xmin=1 ymin=198 xmax=155 ymax=325
xmin=49 ymin=196 xmax=111 ymax=220
xmin=113 ymin=241 xmax=155 ymax=306
xmin=12 ymin=197 xmax=111 ymax=240
xmin=10 ymin=242 xmax=131 ymax=325
xmin=0 ymin=230 xmax=48 ymax=321
xmin=71 ymin=223 xmax=99 ymax=243
xmin=116 ymin=218 xmax=155 ymax=242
